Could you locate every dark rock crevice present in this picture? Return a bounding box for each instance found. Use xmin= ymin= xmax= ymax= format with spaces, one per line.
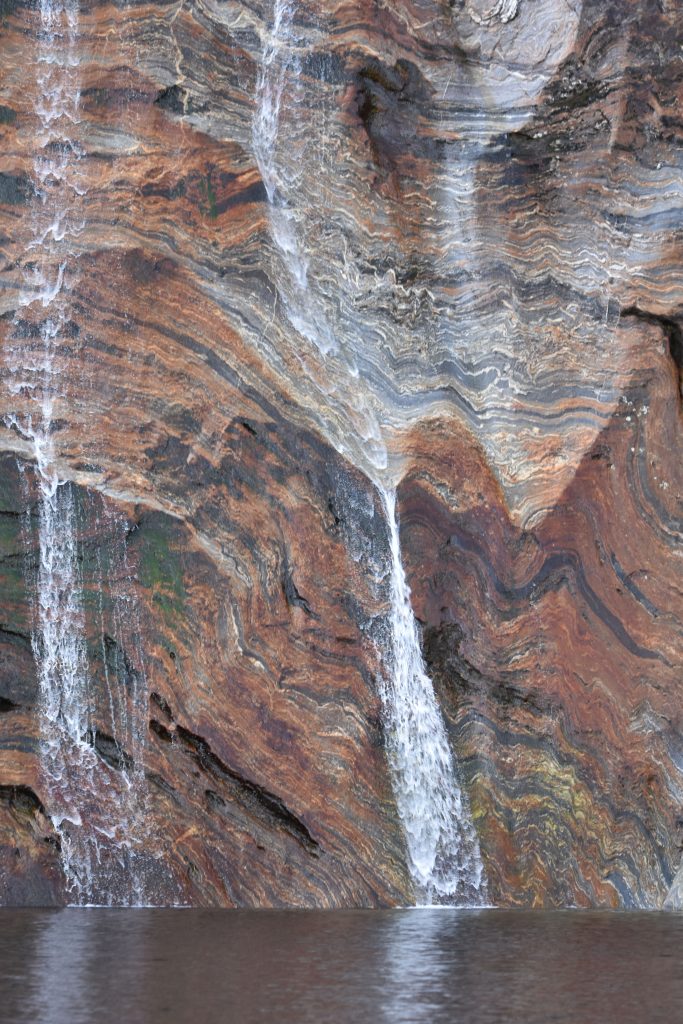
xmin=354 ymin=56 xmax=435 ymax=173
xmin=84 ymin=728 xmax=135 ymax=773
xmin=621 ymin=306 xmax=683 ymax=398
xmin=149 ymin=715 xmax=321 ymax=856
xmin=154 ymin=83 xmax=188 ymax=115
xmin=0 ymin=785 xmax=45 ymax=818
xmin=283 ymin=563 xmax=315 ymax=617
xmin=423 ymin=622 xmax=549 ymax=718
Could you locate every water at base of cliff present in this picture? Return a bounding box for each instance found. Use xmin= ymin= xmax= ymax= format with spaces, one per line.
xmin=0 ymin=909 xmax=680 ymax=1024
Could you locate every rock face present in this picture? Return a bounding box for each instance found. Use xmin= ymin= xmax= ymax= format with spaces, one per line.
xmin=0 ymin=0 xmax=681 ymax=906
xmin=665 ymin=863 xmax=683 ymax=911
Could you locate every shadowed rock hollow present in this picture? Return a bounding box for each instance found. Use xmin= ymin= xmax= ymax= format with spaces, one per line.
xmin=0 ymin=0 xmax=681 ymax=907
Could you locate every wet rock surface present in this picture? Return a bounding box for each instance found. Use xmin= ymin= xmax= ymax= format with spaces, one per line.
xmin=0 ymin=0 xmax=681 ymax=905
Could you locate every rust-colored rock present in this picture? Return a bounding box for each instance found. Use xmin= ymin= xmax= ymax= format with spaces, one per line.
xmin=0 ymin=0 xmax=681 ymax=906
xmin=397 ymin=316 xmax=681 ymax=906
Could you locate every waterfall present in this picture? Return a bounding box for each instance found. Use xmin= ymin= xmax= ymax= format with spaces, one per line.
xmin=8 ymin=0 xmax=93 ymax=898
xmin=253 ymin=0 xmax=307 ymax=286
xmin=253 ymin=0 xmax=486 ymax=905
xmin=379 ymin=489 xmax=485 ymax=905
xmin=5 ymin=0 xmax=153 ymax=905
xmin=252 ymin=0 xmax=337 ymax=354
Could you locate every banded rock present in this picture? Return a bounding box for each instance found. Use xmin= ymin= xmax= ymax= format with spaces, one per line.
xmin=0 ymin=0 xmax=680 ymax=905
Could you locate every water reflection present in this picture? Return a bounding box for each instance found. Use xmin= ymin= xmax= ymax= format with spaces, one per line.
xmin=1 ymin=909 xmax=681 ymax=1024
xmin=379 ymin=908 xmax=458 ymax=1023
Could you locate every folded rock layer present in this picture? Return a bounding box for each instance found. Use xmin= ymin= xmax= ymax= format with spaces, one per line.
xmin=0 ymin=0 xmax=681 ymax=906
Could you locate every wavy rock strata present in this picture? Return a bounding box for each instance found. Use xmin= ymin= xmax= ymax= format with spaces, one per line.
xmin=0 ymin=0 xmax=681 ymax=905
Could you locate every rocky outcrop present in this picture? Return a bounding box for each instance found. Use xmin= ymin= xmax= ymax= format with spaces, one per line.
xmin=0 ymin=442 xmax=410 ymax=906
xmin=0 ymin=0 xmax=681 ymax=905
xmin=397 ymin=342 xmax=681 ymax=906
xmin=0 ymin=784 xmax=64 ymax=905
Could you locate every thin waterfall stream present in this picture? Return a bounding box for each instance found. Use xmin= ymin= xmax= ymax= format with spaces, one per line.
xmin=252 ymin=0 xmax=337 ymax=354
xmin=5 ymin=0 xmax=154 ymax=906
xmin=254 ymin=0 xmax=486 ymax=905
xmin=7 ymin=0 xmax=96 ymax=900
xmin=379 ymin=488 xmax=485 ymax=905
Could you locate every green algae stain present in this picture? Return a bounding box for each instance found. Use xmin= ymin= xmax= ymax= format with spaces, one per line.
xmin=0 ymin=513 xmax=22 ymax=555
xmin=135 ymin=515 xmax=187 ymax=627
xmin=0 ymin=456 xmax=27 ymax=516
xmin=0 ymin=462 xmax=30 ymax=625
xmin=198 ymin=172 xmax=219 ymax=221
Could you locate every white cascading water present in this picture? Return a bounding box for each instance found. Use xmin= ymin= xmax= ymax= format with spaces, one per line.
xmin=252 ymin=0 xmax=338 ymax=354
xmin=252 ymin=0 xmax=388 ymax=470
xmin=254 ymin=1 xmax=486 ymax=904
xmin=5 ymin=0 xmax=152 ymax=905
xmin=379 ymin=489 xmax=485 ymax=904
xmin=253 ymin=0 xmax=306 ymax=285
xmin=6 ymin=0 xmax=92 ymax=897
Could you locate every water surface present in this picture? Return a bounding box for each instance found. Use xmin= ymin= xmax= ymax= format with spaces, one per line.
xmin=0 ymin=909 xmax=681 ymax=1023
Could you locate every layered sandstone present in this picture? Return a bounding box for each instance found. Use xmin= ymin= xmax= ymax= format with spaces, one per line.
xmin=0 ymin=0 xmax=681 ymax=906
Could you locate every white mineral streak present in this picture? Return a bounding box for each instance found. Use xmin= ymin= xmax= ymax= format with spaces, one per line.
xmin=466 ymin=0 xmax=519 ymax=25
